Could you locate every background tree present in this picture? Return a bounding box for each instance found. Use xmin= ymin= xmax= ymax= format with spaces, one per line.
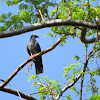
xmin=0 ymin=0 xmax=100 ymax=100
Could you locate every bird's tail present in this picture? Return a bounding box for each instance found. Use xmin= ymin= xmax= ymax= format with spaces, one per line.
xmin=35 ymin=57 xmax=43 ymax=75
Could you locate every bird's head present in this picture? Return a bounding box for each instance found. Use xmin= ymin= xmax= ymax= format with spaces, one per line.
xmin=30 ymin=34 xmax=39 ymax=39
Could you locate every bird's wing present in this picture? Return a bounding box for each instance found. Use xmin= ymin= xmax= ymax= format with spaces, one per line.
xmin=27 ymin=45 xmax=31 ymax=56
xmin=35 ymin=42 xmax=43 ymax=75
xmin=35 ymin=42 xmax=41 ymax=53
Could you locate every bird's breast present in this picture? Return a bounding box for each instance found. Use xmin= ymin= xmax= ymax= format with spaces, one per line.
xmin=28 ymin=41 xmax=37 ymax=55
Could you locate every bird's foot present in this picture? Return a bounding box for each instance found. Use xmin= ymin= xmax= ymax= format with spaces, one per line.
xmin=30 ymin=54 xmax=36 ymax=58
xmin=29 ymin=54 xmax=36 ymax=62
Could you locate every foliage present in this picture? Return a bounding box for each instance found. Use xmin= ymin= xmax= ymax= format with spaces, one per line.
xmin=86 ymin=95 xmax=100 ymax=100
xmin=29 ymin=75 xmax=61 ymax=100
xmin=0 ymin=0 xmax=100 ymax=100
xmin=63 ymin=62 xmax=81 ymax=82
xmin=0 ymin=0 xmax=56 ymax=31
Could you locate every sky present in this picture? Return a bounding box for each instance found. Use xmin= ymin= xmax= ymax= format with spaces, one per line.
xmin=0 ymin=0 xmax=99 ymax=100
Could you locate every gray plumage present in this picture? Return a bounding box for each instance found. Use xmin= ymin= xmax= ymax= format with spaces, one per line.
xmin=27 ymin=34 xmax=43 ymax=75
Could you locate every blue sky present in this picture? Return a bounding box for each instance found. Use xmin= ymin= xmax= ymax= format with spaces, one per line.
xmin=0 ymin=1 xmax=99 ymax=100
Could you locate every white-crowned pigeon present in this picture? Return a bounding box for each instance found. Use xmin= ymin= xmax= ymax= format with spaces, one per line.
xmin=27 ymin=34 xmax=43 ymax=75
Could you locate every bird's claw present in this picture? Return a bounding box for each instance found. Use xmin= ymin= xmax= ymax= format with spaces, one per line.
xmin=29 ymin=54 xmax=36 ymax=62
xmin=30 ymin=54 xmax=36 ymax=58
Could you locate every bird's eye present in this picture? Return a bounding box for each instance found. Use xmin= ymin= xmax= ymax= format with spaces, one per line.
xmin=30 ymin=35 xmax=33 ymax=39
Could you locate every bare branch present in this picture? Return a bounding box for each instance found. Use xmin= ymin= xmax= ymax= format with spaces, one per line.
xmin=79 ymin=74 xmax=84 ymax=100
xmin=38 ymin=9 xmax=45 ymax=22
xmin=95 ymin=54 xmax=100 ymax=68
xmin=16 ymin=89 xmax=22 ymax=100
xmin=79 ymin=44 xmax=87 ymax=100
xmin=80 ymin=27 xmax=96 ymax=43
xmin=0 ymin=19 xmax=100 ymax=38
xmin=0 ymin=35 xmax=64 ymax=88
xmin=80 ymin=27 xmax=100 ymax=43
xmin=0 ymin=87 xmax=37 ymax=100
xmin=34 ymin=4 xmax=45 ymax=22
xmin=88 ymin=49 xmax=99 ymax=60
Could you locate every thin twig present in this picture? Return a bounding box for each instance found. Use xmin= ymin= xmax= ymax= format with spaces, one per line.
xmin=36 ymin=82 xmax=49 ymax=92
xmin=88 ymin=49 xmax=99 ymax=59
xmin=64 ymin=0 xmax=72 ymax=19
xmin=30 ymin=90 xmax=47 ymax=95
xmin=0 ymin=79 xmax=5 ymax=82
xmin=96 ymin=12 xmax=99 ymax=41
xmin=95 ymin=54 xmax=100 ymax=68
xmin=16 ymin=89 xmax=23 ymax=100
xmin=38 ymin=9 xmax=45 ymax=22
xmin=88 ymin=0 xmax=91 ymax=21
xmin=34 ymin=4 xmax=44 ymax=22
xmin=36 ymin=82 xmax=54 ymax=100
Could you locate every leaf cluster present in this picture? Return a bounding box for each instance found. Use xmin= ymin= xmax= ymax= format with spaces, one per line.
xmin=47 ymin=0 xmax=100 ymax=45
xmin=29 ymin=75 xmax=61 ymax=100
xmin=0 ymin=0 xmax=56 ymax=31
xmin=63 ymin=62 xmax=82 ymax=82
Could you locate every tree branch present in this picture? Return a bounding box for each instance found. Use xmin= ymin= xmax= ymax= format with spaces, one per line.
xmin=79 ymin=44 xmax=87 ymax=100
xmin=65 ymin=27 xmax=100 ymax=44
xmin=0 ymin=35 xmax=64 ymax=88
xmin=53 ymin=27 xmax=100 ymax=44
xmin=55 ymin=59 xmax=88 ymax=100
xmin=34 ymin=4 xmax=45 ymax=22
xmin=0 ymin=19 xmax=100 ymax=38
xmin=80 ymin=27 xmax=100 ymax=43
xmin=55 ymin=44 xmax=98 ymax=100
xmin=0 ymin=87 xmax=37 ymax=100
xmin=36 ymin=82 xmax=54 ymax=100
xmin=16 ymin=89 xmax=22 ymax=100
xmin=64 ymin=0 xmax=72 ymax=19
xmin=79 ymin=74 xmax=84 ymax=100
xmin=62 ymin=30 xmax=99 ymax=44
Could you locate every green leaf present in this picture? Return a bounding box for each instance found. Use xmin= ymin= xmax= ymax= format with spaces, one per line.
xmin=70 ymin=87 xmax=76 ymax=91
xmin=88 ymin=95 xmax=100 ymax=100
xmin=13 ymin=0 xmax=18 ymax=5
xmin=52 ymin=80 xmax=58 ymax=84
xmin=73 ymin=56 xmax=80 ymax=60
xmin=77 ymin=41 xmax=82 ymax=44
xmin=98 ymin=52 xmax=100 ymax=58
xmin=29 ymin=75 xmax=39 ymax=81
xmin=66 ymin=95 xmax=72 ymax=100
xmin=43 ymin=76 xmax=48 ymax=81
xmin=19 ymin=10 xmax=31 ymax=23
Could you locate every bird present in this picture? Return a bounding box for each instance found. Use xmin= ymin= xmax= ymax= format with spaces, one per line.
xmin=27 ymin=34 xmax=43 ymax=75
